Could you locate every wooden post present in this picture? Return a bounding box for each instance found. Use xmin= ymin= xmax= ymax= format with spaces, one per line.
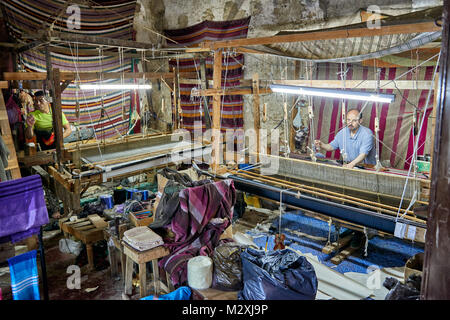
xmin=428 ymin=73 xmax=439 ymax=177
xmin=252 ymin=73 xmax=261 ymax=162
xmin=200 ymin=58 xmax=212 ymax=130
xmin=52 ymin=68 xmax=64 ymax=169
xmin=211 ymin=49 xmax=223 ymax=173
xmin=421 ymin=0 xmax=450 ymax=299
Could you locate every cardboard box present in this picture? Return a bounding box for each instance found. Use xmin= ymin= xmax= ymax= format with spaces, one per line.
xmin=130 ymin=210 xmax=154 ymax=227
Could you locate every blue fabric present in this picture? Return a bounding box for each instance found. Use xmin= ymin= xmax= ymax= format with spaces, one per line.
xmin=329 ymin=125 xmax=376 ymax=164
xmin=8 ymin=250 xmax=40 ymax=300
xmin=140 ymin=286 xmax=191 ymax=300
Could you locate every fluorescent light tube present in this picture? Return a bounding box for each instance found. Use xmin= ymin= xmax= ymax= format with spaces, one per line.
xmin=269 ymin=84 xmax=395 ymax=103
xmin=79 ymin=84 xmax=152 ymax=90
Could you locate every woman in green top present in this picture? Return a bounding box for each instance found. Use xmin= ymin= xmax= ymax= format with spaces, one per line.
xmin=25 ymin=91 xmax=72 ymax=150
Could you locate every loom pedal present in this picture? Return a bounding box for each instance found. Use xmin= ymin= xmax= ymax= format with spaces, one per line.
xmin=322 ymin=233 xmax=353 ymax=255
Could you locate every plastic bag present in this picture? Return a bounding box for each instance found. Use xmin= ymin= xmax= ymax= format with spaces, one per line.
xmin=212 ymin=243 xmax=246 ymax=291
xmin=238 ymin=247 xmax=318 ymax=300
xmin=59 ymin=238 xmax=83 ymax=256
xmin=141 ymin=286 xmax=191 ymax=300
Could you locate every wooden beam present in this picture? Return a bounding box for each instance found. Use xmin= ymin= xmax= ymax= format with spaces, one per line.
xmin=422 ymin=0 xmax=450 ymax=300
xmin=49 ymin=32 xmax=154 ymax=50
xmin=211 ymin=50 xmax=222 ymax=173
xmin=3 ymin=71 xmax=175 ymax=81
xmin=196 ymin=87 xmax=272 ymax=96
xmin=201 ymin=21 xmax=441 ymax=50
xmin=51 ymin=68 xmax=64 ymax=167
xmin=252 ymin=73 xmax=261 ymax=161
xmin=200 ymin=58 xmax=212 ymax=129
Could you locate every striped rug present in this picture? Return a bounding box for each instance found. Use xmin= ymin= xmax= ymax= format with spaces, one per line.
xmin=1 ymin=0 xmax=138 ymax=139
xmin=312 ymin=63 xmax=436 ymax=170
xmin=164 ymin=18 xmax=251 ymax=137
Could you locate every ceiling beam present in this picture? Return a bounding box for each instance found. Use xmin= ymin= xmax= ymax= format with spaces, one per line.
xmin=3 ymin=71 xmax=175 ymax=81
xmin=200 ymin=21 xmax=441 ymax=50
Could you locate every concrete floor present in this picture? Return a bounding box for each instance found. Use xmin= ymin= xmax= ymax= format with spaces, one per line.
xmin=0 ymin=206 xmax=273 ymax=301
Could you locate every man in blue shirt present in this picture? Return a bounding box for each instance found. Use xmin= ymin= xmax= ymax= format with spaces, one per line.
xmin=314 ymin=109 xmax=376 ymax=169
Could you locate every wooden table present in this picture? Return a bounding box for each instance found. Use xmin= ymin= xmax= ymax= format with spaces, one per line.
xmin=122 ymin=241 xmax=173 ymax=298
xmin=59 ymin=214 xmax=108 ymax=270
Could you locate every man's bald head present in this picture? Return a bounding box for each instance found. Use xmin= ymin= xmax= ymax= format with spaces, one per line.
xmin=346 ymin=108 xmax=362 ymax=133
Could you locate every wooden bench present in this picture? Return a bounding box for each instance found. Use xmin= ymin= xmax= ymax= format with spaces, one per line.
xmin=122 ymin=241 xmax=173 ymax=299
xmin=59 ymin=214 xmax=108 ymax=270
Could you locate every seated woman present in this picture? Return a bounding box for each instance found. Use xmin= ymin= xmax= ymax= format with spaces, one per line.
xmin=25 ymin=90 xmax=72 ymax=150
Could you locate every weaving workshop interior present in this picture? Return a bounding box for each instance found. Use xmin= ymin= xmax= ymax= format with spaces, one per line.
xmin=1 ymin=0 xmax=450 ymax=306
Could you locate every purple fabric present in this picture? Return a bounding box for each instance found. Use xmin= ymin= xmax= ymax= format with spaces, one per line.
xmin=0 ymin=175 xmax=49 ymax=243
xmin=160 ymin=179 xmax=236 ymax=287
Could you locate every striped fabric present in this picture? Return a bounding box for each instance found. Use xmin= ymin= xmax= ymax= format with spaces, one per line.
xmin=164 ymin=18 xmax=251 ymax=135
xmin=1 ymin=0 xmax=138 ymax=139
xmin=311 ymin=63 xmax=436 ymax=170
xmin=8 ymin=250 xmax=40 ymax=300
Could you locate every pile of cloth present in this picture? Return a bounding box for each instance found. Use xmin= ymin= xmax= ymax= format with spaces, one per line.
xmin=149 ymin=167 xmax=236 ymax=287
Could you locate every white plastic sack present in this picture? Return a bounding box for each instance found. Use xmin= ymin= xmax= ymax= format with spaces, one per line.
xmin=59 ymin=238 xmax=83 ymax=256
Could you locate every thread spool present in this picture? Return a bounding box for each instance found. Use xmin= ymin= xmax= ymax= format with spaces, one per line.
xmin=99 ymin=194 xmax=114 ymax=209
xmin=187 ymin=256 xmax=213 ymax=289
xmin=141 ymin=190 xmax=149 ymax=201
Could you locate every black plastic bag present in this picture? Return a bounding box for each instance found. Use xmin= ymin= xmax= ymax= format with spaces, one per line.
xmin=238 ymin=247 xmax=317 ymax=300
xmin=212 ymin=243 xmax=246 ymax=291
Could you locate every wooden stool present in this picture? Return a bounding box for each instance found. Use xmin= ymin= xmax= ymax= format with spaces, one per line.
xmin=59 ymin=214 xmax=107 ymax=270
xmin=122 ymin=241 xmax=173 ymax=298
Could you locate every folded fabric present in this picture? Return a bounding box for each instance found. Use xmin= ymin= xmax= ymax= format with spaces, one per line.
xmin=123 ymin=227 xmax=164 ymax=251
xmin=0 ymin=175 xmax=49 ymax=243
xmin=8 ymin=250 xmax=40 ymax=300
xmin=160 ymin=179 xmax=235 ymax=287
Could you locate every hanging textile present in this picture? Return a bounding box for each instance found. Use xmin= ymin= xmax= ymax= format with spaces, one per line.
xmin=8 ymin=250 xmax=40 ymax=300
xmin=1 ymin=0 xmax=138 ymax=139
xmin=159 ymin=179 xmax=236 ymax=287
xmin=0 ymin=175 xmax=49 ymax=244
xmin=164 ymin=18 xmax=250 ymax=136
xmin=312 ymin=63 xmax=436 ymax=170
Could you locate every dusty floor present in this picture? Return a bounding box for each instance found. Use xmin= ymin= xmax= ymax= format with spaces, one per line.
xmin=0 ymin=206 xmax=275 ymax=301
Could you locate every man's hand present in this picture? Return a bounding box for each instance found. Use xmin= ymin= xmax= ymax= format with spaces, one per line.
xmin=26 ymin=114 xmax=35 ymax=127
xmin=314 ymin=140 xmax=323 ymax=150
xmin=343 ymin=162 xmax=355 ymax=169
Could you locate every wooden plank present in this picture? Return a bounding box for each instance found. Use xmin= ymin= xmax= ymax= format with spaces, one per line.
xmin=196 ymin=87 xmax=272 ymax=96
xmin=322 ymin=233 xmax=353 ymax=255
xmin=252 ymin=73 xmax=261 ymax=162
xmin=48 ymin=166 xmax=73 ymax=192
xmin=211 ymin=49 xmax=223 ymax=173
xmin=51 ymin=68 xmax=64 ymax=166
xmin=88 ymin=214 xmax=108 ymax=229
xmin=3 ymin=71 xmax=175 ymax=81
xmin=0 ymin=91 xmax=21 ymax=179
xmin=201 ymin=21 xmax=441 ymax=49
xmin=331 ymin=245 xmax=361 ymax=265
xmin=122 ymin=242 xmax=169 ymax=264
xmin=0 ymin=81 xmax=8 ymax=89
xmin=429 ymin=73 xmax=440 ymax=177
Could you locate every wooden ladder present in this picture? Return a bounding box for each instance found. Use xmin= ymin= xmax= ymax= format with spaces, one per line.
xmin=0 ymin=91 xmax=21 ymax=180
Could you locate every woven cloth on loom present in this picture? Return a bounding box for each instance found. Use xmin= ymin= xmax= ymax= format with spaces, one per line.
xmin=311 ymin=63 xmax=436 ymax=169
xmin=0 ymin=175 xmax=49 ymax=244
xmin=1 ymin=0 xmax=139 ymax=139
xmin=8 ymin=250 xmax=40 ymax=300
xmin=164 ymin=18 xmax=251 ymax=136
